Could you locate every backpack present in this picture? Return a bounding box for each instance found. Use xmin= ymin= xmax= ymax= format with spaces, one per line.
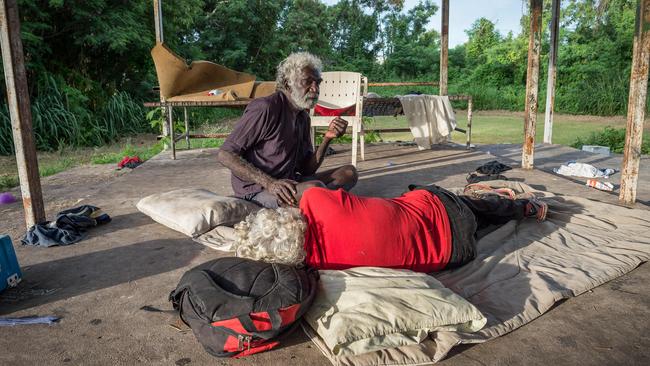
xmin=169 ymin=257 xmax=318 ymax=358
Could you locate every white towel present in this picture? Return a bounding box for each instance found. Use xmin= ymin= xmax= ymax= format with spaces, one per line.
xmin=397 ymin=95 xmax=457 ymax=150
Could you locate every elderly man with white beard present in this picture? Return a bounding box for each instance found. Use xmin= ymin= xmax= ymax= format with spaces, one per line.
xmin=217 ymin=52 xmax=358 ymax=208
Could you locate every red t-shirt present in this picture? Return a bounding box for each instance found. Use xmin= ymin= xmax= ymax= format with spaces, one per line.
xmin=299 ymin=188 xmax=452 ymax=272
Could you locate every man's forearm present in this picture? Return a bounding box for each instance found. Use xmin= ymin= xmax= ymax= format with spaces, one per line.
xmin=217 ymin=150 xmax=273 ymax=187
xmin=303 ymin=137 xmax=332 ymax=175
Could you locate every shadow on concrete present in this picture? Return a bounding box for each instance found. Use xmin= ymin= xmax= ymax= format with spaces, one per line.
xmin=0 ymin=239 xmax=202 ymax=315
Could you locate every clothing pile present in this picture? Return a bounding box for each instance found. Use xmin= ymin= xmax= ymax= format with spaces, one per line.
xmin=118 ymin=156 xmax=143 ymax=170
xmin=466 ymin=160 xmax=512 ymax=184
xmin=21 ymin=205 xmax=111 ymax=247
xmin=553 ymin=161 xmax=616 ymax=178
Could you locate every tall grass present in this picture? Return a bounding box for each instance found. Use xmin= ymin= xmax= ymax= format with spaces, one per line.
xmin=0 ymin=77 xmax=151 ymax=156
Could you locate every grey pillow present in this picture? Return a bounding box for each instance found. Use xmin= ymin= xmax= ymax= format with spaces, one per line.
xmin=136 ymin=188 xmax=260 ymax=237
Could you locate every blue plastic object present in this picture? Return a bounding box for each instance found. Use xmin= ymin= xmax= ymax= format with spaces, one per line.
xmin=0 ymin=235 xmax=22 ymax=292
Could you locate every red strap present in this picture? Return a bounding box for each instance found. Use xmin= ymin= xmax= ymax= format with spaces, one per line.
xmin=211 ymin=318 xmax=250 ymax=335
xmin=248 ymin=311 xmax=273 ymax=332
xmin=314 ymin=104 xmax=356 ymax=116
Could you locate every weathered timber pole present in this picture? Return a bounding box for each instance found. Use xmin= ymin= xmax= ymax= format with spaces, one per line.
xmin=153 ymin=0 xmax=163 ymax=43
xmin=620 ymin=0 xmax=650 ymax=204
xmin=543 ymin=0 xmax=560 ymax=144
xmin=0 ymin=0 xmax=46 ymax=227
xmin=152 ymin=0 xmax=169 ymax=148
xmin=521 ymin=0 xmax=543 ymax=169
xmin=439 ymin=0 xmax=449 ymax=95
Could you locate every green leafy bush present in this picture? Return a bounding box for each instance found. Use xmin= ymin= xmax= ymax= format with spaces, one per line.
xmin=571 ymin=126 xmax=650 ymax=154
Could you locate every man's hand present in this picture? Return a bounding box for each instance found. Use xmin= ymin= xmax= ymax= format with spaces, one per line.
xmin=324 ymin=117 xmax=348 ymax=140
xmin=266 ymin=179 xmax=299 ymax=206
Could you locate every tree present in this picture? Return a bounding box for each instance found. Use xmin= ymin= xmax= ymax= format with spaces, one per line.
xmin=465 ymin=18 xmax=501 ymax=66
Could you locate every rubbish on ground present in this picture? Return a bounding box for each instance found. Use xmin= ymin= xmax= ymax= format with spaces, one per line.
xmin=140 ymin=305 xmax=176 ymax=314
xmin=21 ymin=205 xmax=111 ymax=247
xmin=168 ymin=320 xmax=191 ymax=333
xmin=0 ymin=286 xmax=60 ymax=303
xmin=0 ymin=192 xmax=17 ymax=205
xmin=582 ymin=145 xmax=611 ymax=156
xmin=0 ymin=315 xmax=60 ymax=326
xmin=586 ymin=179 xmax=614 ymax=192
xmin=554 ymin=161 xmax=615 ymax=178
xmin=1 ymin=235 xmax=22 ymax=293
xmin=117 ymin=156 xmax=143 ymax=170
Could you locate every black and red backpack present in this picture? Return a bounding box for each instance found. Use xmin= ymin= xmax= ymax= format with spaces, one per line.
xmin=169 ymin=257 xmax=318 ymax=358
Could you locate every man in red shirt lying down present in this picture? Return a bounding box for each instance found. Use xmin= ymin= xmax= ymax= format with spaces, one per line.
xmin=233 ymin=184 xmax=548 ymax=273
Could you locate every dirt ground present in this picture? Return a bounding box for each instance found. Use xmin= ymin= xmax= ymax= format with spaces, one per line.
xmin=0 ymin=143 xmax=648 ymax=366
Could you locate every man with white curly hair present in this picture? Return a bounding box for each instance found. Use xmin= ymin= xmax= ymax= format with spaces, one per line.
xmin=218 ymin=52 xmax=358 ymax=208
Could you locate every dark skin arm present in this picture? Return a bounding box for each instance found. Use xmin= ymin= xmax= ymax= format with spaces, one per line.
xmin=301 ymin=117 xmax=348 ymax=176
xmin=217 ymin=150 xmax=298 ymax=206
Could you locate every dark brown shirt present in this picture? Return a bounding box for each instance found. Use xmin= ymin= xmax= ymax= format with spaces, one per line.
xmin=220 ymin=91 xmax=313 ymax=197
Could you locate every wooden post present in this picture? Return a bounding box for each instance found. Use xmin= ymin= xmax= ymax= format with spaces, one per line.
xmin=466 ymin=97 xmax=473 ymax=149
xmin=153 ymin=0 xmax=169 ymax=148
xmin=169 ymin=105 xmax=176 ymax=159
xmin=0 ymin=0 xmax=46 ymax=227
xmin=543 ymin=0 xmax=560 ymax=144
xmin=153 ymin=0 xmax=163 ymax=43
xmin=521 ymin=0 xmax=543 ymax=169
xmin=620 ymin=0 xmax=650 ymax=204
xmin=439 ymin=0 xmax=449 ymax=95
xmin=184 ymin=107 xmax=190 ymax=149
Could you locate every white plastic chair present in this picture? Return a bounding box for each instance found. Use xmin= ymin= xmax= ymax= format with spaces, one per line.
xmin=310 ymin=71 xmax=365 ymax=166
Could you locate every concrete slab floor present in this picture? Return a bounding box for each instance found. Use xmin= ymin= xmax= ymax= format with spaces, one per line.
xmin=0 ymin=143 xmax=648 ymax=366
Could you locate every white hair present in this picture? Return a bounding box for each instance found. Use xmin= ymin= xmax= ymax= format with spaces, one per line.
xmin=233 ymin=207 xmax=307 ymax=266
xmin=276 ymin=52 xmax=323 ymax=91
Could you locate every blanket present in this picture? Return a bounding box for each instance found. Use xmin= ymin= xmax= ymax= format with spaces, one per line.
xmin=304 ymin=181 xmax=650 ymax=365
xmin=397 ymin=95 xmax=457 ymax=150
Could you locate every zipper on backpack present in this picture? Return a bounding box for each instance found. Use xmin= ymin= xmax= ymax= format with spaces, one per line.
xmin=237 ymin=334 xmax=252 ymax=351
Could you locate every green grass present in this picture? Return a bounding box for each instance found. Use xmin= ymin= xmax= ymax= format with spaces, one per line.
xmin=91 ymin=142 xmax=164 ymax=164
xmin=367 ymin=112 xmax=633 ymax=146
xmin=571 ymin=126 xmax=650 ymax=154
xmin=0 ymin=135 xmax=227 ymax=191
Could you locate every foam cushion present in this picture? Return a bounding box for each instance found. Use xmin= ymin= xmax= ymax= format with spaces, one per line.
xmin=137 ymin=189 xmax=260 ymax=237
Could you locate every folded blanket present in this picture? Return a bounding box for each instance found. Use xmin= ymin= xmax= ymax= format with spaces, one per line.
xmin=304 ymin=267 xmax=486 ymax=357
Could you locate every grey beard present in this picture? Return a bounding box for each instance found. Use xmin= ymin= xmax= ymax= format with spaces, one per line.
xmin=290 ymin=89 xmax=318 ymax=110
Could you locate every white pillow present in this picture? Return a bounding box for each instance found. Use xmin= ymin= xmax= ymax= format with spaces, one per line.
xmin=136 ymin=188 xmax=260 ymax=237
xmin=304 ymin=267 xmax=486 ymax=356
